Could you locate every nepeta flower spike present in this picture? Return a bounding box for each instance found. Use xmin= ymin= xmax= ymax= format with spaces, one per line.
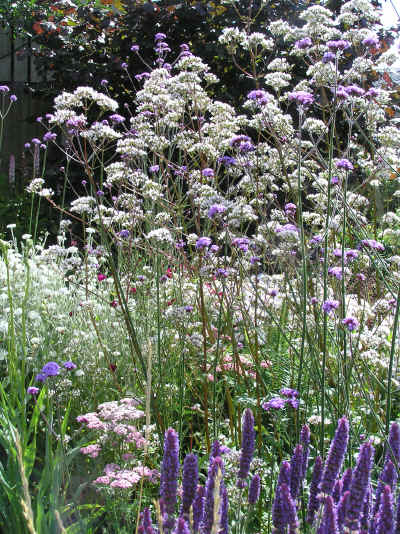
xmin=319 ymin=496 xmax=339 ymax=534
xmin=306 ymin=456 xmax=323 ymax=525
xmin=345 ymin=441 xmax=374 ymax=532
xmin=180 ymin=453 xmax=198 ymax=519
xmin=341 ymin=468 xmax=352 ymax=494
xmin=248 ymin=474 xmax=261 ymax=505
xmin=173 ymin=517 xmax=190 ymax=534
xmin=279 ymin=483 xmax=299 ymax=533
xmin=290 ymin=444 xmax=303 ymax=499
xmin=337 ymin=491 xmax=350 ymax=530
xmin=160 ymin=428 xmax=180 ymax=531
xmin=202 ymin=456 xmax=223 ymax=534
xmin=192 ymin=486 xmax=205 ymax=533
xmin=219 ymin=485 xmax=228 ymax=534
xmin=237 ymin=408 xmax=255 ymax=487
xmin=374 ymin=459 xmax=397 ymax=516
xmin=376 ymin=485 xmax=394 ymax=534
xmin=319 ymin=417 xmax=349 ymax=496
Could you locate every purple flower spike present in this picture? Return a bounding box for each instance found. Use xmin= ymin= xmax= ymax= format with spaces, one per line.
xmin=180 ymin=453 xmax=198 ymax=518
xmin=307 ymin=456 xmax=323 ymax=525
xmin=202 ymin=456 xmax=224 ymax=534
xmin=290 ymin=444 xmax=303 ymax=499
xmin=374 ymin=459 xmax=397 ymax=516
xmin=279 ymin=484 xmax=299 ymax=532
xmin=237 ymin=408 xmax=255 ymax=486
xmin=192 ymin=486 xmax=205 ymax=533
xmin=332 ymin=479 xmax=342 ymax=504
xmin=337 ymin=490 xmax=350 ymax=529
xmin=278 ymin=461 xmax=292 ymax=487
xmin=142 ymin=507 xmax=153 ymax=531
xmin=219 ymin=485 xmax=228 ymax=534
xmin=319 ymin=417 xmax=349 ymax=497
xmin=388 ymin=422 xmax=400 ymax=465
xmin=248 ymin=474 xmax=261 ymax=504
xmin=395 ymin=490 xmax=400 ymax=534
xmin=160 ymin=428 xmax=179 ymax=530
xmin=360 ymin=485 xmax=372 ymax=532
xmin=173 ymin=517 xmax=190 ymax=534
xmin=320 ymin=496 xmax=339 ymax=534
xmin=341 ymin=467 xmax=352 ymax=493
xmin=376 ymin=485 xmax=394 ymax=534
xmin=345 ymin=441 xmax=374 ymax=531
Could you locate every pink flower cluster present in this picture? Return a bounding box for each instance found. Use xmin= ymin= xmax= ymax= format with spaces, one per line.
xmin=93 ymin=463 xmax=158 ymax=489
xmin=207 ymin=353 xmax=271 ymax=381
xmin=77 ymin=398 xmax=147 ymax=447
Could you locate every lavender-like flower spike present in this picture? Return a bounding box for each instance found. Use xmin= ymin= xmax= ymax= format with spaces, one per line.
xmin=180 ymin=453 xmax=198 ymax=519
xmin=142 ymin=508 xmax=153 ymax=530
xmin=219 ymin=485 xmax=228 ymax=534
xmin=237 ymin=408 xmax=255 ymax=487
xmin=388 ymin=422 xmax=400 ymax=465
xmin=202 ymin=456 xmax=223 ymax=534
xmin=332 ymin=479 xmax=342 ymax=504
xmin=248 ymin=474 xmax=261 ymax=504
xmin=318 ymin=496 xmax=339 ymax=534
xmin=279 ymin=484 xmax=299 ymax=532
xmin=376 ymin=485 xmax=394 ymax=534
xmin=192 ymin=486 xmax=205 ymax=533
xmin=160 ymin=428 xmax=180 ymax=531
xmin=306 ymin=456 xmax=323 ymax=525
xmin=272 ymin=460 xmax=292 ymax=532
xmin=173 ymin=517 xmax=190 ymax=534
xmin=319 ymin=417 xmax=349 ymax=496
xmin=344 ymin=441 xmax=374 ymax=532
xmin=360 ymin=485 xmax=372 ymax=533
xmin=341 ymin=467 xmax=352 ymax=494
xmin=374 ymin=459 xmax=397 ymax=516
xmin=394 ymin=489 xmax=400 ymax=534
xmin=337 ymin=491 xmax=350 ymax=530
xmin=290 ymin=444 xmax=303 ymax=499
xmin=300 ymin=425 xmax=310 ymax=480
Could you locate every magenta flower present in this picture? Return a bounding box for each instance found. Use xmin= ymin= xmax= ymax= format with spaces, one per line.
xmin=288 ymin=91 xmax=314 ymax=106
xmin=262 ymin=397 xmax=286 ymax=410
xmin=27 ymin=386 xmax=40 ymax=396
xmin=98 ymin=273 xmax=107 ymax=281
xmin=195 ymin=237 xmax=212 ymax=250
xmin=42 ymin=361 xmax=60 ymax=377
xmin=327 ymin=40 xmax=350 ymax=51
xmin=322 ymin=299 xmax=340 ymax=314
xmin=295 ymin=37 xmax=312 ymax=49
xmin=336 ymin=158 xmax=354 ymax=171
xmin=342 ymin=317 xmax=359 ymax=331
